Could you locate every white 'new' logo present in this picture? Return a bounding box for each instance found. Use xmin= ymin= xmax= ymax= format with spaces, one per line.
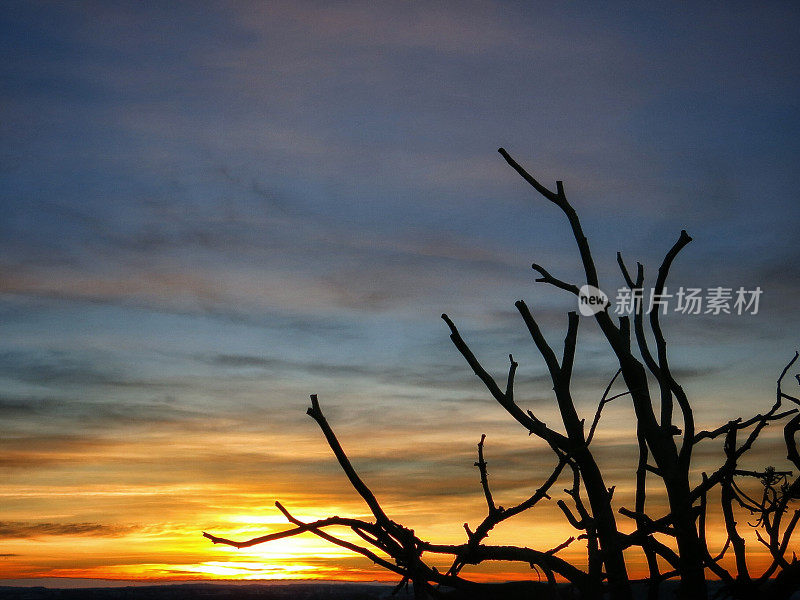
xmin=578 ymin=285 xmax=608 ymax=316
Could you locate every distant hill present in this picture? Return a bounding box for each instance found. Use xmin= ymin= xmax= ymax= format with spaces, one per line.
xmin=0 ymin=582 xmax=399 ymax=600
xmin=2 ymin=580 xmax=797 ymax=599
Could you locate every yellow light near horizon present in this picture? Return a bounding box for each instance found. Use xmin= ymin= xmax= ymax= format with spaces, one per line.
xmin=179 ymin=561 xmax=326 ymax=580
xmin=242 ymin=539 xmax=353 ymax=560
xmin=34 ymin=559 xmax=340 ymax=582
xmin=206 ymin=513 xmax=367 ymax=562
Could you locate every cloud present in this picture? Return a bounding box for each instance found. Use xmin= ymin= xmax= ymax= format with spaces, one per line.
xmin=0 ymin=521 xmax=138 ymax=538
xmin=0 ymin=350 xmax=128 ymax=388
xmin=0 ymin=397 xmax=46 ymax=416
xmin=0 ymin=210 xmax=525 ymax=320
xmin=201 ymin=351 xmax=548 ymax=396
xmin=0 ymin=433 xmax=124 ymax=470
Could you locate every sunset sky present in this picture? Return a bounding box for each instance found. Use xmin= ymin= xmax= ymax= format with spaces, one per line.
xmin=2 ymin=1 xmax=800 ymax=585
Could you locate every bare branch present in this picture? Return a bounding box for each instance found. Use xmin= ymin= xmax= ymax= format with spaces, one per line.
xmin=561 ymin=312 xmax=580 ymax=385
xmin=586 ymin=369 xmax=625 ymax=445
xmin=498 ymin=147 xmax=600 ymax=290
xmin=514 ymin=300 xmax=562 ymax=381
xmin=531 ymin=263 xmax=580 ymax=295
xmin=694 ymin=410 xmax=798 ymax=444
xmin=424 ymin=541 xmax=589 ymax=588
xmin=475 ymin=434 xmax=495 ymax=514
xmin=273 ymin=502 xmax=406 ymax=577
xmin=505 ymin=353 xmax=518 ymax=403
xmin=497 ymin=147 xmax=563 ymax=204
xmin=547 ymin=536 xmax=576 ymax=555
xmin=307 ymin=394 xmax=396 ymax=533
xmin=650 ymin=230 xmax=692 ymax=430
xmin=203 ymin=514 xmax=380 ymax=549
xmin=442 ymin=312 xmax=569 ymax=450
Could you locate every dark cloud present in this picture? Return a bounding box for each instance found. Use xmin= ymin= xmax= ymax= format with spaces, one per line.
xmin=0 ymin=350 xmax=124 ymax=388
xmin=203 ymin=343 xmax=722 ymax=388
xmin=202 ymin=351 xmax=530 ymax=393
xmin=209 ymin=354 xmax=279 ymax=368
xmin=0 ymin=397 xmax=46 ymax=416
xmin=667 ymin=364 xmax=727 ymax=380
xmin=0 ymin=522 xmax=138 ymax=539
xmin=0 ymin=350 xmax=201 ymax=399
xmin=0 ymin=433 xmax=119 ymax=469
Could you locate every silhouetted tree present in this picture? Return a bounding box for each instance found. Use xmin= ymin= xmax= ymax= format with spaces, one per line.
xmin=204 ymin=149 xmax=800 ymax=600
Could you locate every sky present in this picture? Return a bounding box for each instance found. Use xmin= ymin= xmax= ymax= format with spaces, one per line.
xmin=1 ymin=0 xmax=799 ymax=585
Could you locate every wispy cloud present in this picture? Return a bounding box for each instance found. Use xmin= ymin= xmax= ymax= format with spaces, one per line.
xmin=0 ymin=521 xmax=138 ymax=538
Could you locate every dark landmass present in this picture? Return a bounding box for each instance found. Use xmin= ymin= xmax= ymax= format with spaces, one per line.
xmin=0 ymin=582 xmax=399 ymax=600
xmin=1 ymin=580 xmax=797 ymax=600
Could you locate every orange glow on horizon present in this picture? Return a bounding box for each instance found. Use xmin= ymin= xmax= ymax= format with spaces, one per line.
xmin=0 ymin=518 xmax=788 ymax=585
xmin=1 ymin=426 xmax=795 ymax=586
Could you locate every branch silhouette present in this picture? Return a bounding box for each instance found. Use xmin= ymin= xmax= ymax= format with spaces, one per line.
xmin=203 ymin=149 xmax=799 ymax=600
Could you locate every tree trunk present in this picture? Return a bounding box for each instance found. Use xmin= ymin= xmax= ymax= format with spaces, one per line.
xmin=576 ymin=450 xmax=632 ymax=600
xmin=665 ymin=473 xmax=708 ymax=599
